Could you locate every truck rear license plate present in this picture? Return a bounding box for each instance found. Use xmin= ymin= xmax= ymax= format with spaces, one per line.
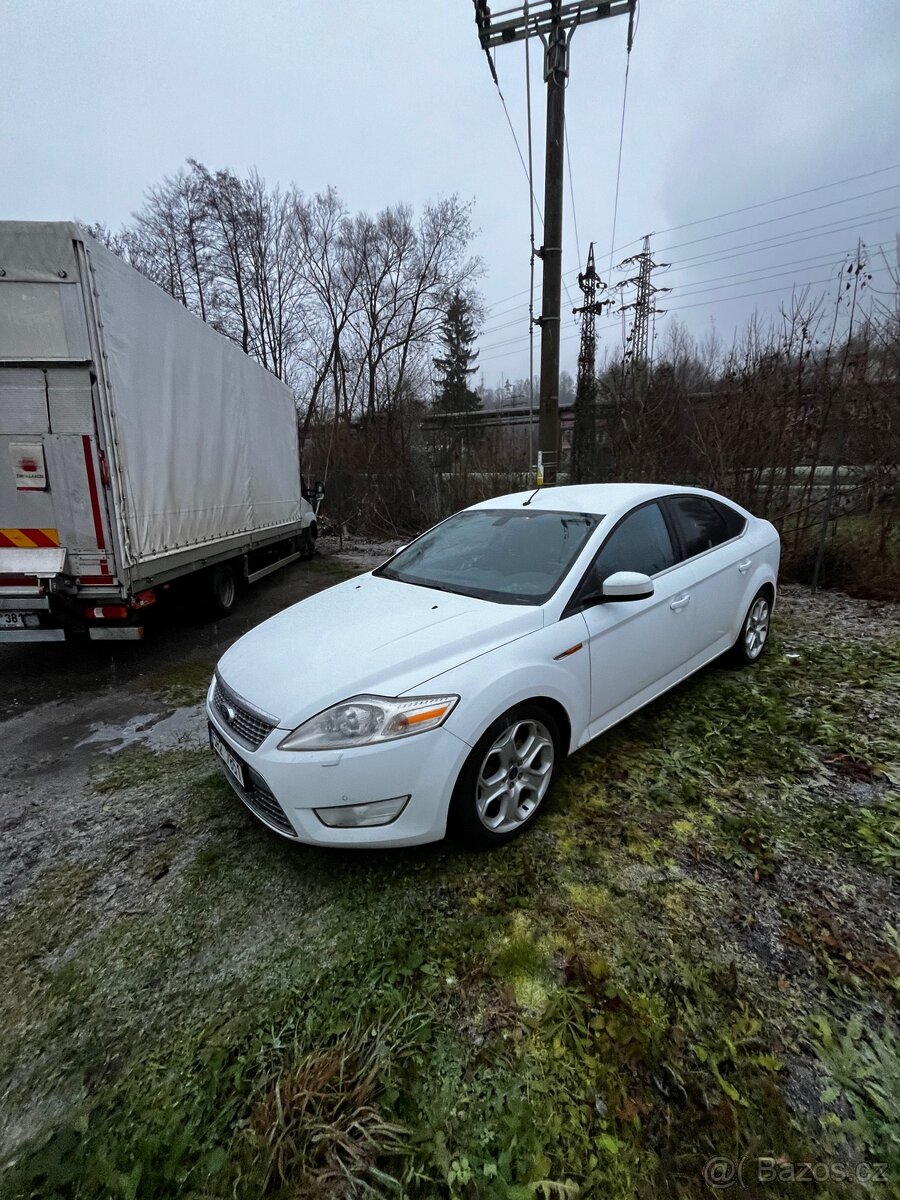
xmin=209 ymin=724 xmax=246 ymax=789
xmin=0 ymin=612 xmax=29 ymax=629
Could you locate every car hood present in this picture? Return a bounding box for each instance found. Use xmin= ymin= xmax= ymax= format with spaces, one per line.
xmin=216 ymin=573 xmax=543 ymax=730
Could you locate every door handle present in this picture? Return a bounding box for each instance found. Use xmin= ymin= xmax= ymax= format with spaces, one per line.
xmin=670 ymin=594 xmax=691 ymax=611
xmin=738 ymin=559 xmax=752 ymax=574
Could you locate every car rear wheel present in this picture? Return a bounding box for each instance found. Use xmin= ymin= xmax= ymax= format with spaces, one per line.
xmin=730 ymin=588 xmax=771 ymax=666
xmin=452 ymin=704 xmax=560 ymax=847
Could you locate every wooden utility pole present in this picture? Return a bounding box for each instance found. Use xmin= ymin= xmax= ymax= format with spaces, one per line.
xmin=474 ymin=0 xmax=634 ymax=483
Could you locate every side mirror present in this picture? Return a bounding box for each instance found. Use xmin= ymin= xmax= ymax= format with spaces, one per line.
xmin=314 ymin=480 xmax=325 ymax=500
xmin=601 ymin=571 xmax=654 ymax=601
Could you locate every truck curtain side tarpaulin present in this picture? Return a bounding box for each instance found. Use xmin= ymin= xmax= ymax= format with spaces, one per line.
xmin=87 ymin=234 xmax=301 ymax=566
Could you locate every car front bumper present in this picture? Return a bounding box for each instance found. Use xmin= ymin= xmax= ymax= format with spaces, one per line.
xmin=206 ymin=684 xmax=471 ymax=848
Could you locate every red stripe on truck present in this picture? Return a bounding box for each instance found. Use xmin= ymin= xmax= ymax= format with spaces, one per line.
xmin=82 ymin=435 xmax=106 ymax=550
xmin=0 ymin=575 xmax=42 ymax=588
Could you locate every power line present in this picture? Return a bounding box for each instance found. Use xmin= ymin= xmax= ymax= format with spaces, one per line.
xmin=482 ymin=40 xmax=578 ymax=346
xmin=606 ymin=0 xmax=636 ymax=280
xmin=666 ymin=242 xmax=893 ymax=291
xmin=672 ymin=259 xmax=881 ymax=301
xmin=667 ymin=207 xmax=900 ymax=268
xmin=656 ymin=184 xmax=900 ymax=255
xmin=493 ymin=83 xmax=544 ymax=225
xmin=613 ymin=162 xmax=900 ymax=253
xmin=478 ymin=228 xmax=898 ymax=334
xmin=481 ymin=184 xmax=900 ymax=315
xmin=564 ymin=116 xmax=581 ymax=269
xmin=478 ymin=255 xmax=894 ymax=358
xmin=665 ymin=264 xmax=892 ymax=314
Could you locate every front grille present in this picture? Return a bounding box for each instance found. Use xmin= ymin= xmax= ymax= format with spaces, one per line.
xmin=212 ymin=674 xmax=277 ymax=750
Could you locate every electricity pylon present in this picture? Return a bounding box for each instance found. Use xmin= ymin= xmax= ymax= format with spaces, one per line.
xmin=571 ymin=243 xmax=611 ymax=482
xmin=617 ymin=234 xmax=670 ymax=369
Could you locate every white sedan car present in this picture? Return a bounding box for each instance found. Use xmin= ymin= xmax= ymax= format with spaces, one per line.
xmin=207 ymin=484 xmax=779 ymax=849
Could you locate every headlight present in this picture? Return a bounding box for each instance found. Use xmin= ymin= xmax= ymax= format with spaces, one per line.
xmin=277 ymin=694 xmax=459 ymax=751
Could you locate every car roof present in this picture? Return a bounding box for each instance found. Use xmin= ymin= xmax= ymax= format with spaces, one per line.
xmin=470 ymin=482 xmax=720 ymax=519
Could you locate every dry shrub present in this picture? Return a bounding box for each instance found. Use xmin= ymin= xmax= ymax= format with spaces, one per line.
xmin=782 ymin=510 xmax=900 ymax=600
xmin=249 ymin=1029 xmax=408 ymax=1198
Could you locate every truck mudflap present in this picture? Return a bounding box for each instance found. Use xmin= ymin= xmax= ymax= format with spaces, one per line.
xmin=0 ymin=627 xmax=66 ymax=642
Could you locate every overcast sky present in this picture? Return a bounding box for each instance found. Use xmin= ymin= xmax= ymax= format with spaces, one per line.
xmin=2 ymin=0 xmax=898 ymax=387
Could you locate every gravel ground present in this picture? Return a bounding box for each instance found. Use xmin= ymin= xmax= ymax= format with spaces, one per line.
xmin=776 ymin=582 xmax=900 ymax=646
xmin=317 ymin=533 xmax=405 ymax=572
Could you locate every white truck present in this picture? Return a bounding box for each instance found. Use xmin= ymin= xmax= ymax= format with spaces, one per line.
xmin=0 ymin=221 xmax=319 ymax=643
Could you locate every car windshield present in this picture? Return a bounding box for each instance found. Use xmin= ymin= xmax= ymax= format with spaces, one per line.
xmin=375 ymin=509 xmax=602 ymax=604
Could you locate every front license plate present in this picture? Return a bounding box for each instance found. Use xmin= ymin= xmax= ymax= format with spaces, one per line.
xmin=0 ymin=612 xmax=28 ymax=629
xmin=209 ymin=723 xmax=246 ymax=788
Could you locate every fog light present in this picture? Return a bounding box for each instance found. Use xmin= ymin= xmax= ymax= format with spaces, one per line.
xmin=314 ymin=795 xmax=410 ymax=829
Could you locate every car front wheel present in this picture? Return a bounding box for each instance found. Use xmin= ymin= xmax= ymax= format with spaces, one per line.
xmin=731 ymin=588 xmax=771 ymax=666
xmin=452 ymin=704 xmax=560 ymax=847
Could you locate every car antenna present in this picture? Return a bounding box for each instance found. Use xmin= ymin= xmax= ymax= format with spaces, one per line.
xmin=521 ymin=486 xmax=542 ymax=507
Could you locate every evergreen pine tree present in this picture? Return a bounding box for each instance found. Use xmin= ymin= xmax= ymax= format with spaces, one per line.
xmin=432 ymin=290 xmax=482 ymax=414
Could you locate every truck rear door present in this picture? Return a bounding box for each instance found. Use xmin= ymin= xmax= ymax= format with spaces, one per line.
xmin=0 ymin=224 xmax=119 ymax=641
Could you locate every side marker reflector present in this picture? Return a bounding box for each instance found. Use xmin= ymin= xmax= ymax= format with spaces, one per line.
xmin=554 ymin=642 xmax=584 ymax=660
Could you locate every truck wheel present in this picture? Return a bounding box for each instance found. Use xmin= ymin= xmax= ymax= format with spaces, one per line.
xmin=207 ymin=564 xmax=238 ymax=618
xmin=300 ymin=522 xmax=317 ymax=561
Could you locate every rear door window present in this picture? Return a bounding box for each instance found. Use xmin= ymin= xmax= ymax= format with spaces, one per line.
xmin=667 ymin=496 xmax=734 ymax=559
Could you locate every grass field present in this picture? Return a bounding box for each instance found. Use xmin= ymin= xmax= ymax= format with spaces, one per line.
xmin=2 ymin=579 xmax=898 ymax=1199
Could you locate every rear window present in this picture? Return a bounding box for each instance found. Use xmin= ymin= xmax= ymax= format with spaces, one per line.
xmin=713 ymin=499 xmax=748 ymax=540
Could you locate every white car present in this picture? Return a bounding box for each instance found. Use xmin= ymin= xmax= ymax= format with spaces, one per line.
xmin=207 ymin=484 xmax=779 ymax=849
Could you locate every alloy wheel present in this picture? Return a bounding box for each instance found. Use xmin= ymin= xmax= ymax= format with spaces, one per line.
xmin=475 ymin=717 xmax=555 ymax=834
xmin=745 ymin=596 xmax=770 ymax=659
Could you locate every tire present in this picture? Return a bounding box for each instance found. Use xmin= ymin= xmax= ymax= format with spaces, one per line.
xmin=300 ymin=522 xmax=317 ymax=561
xmin=730 ymin=587 xmax=772 ymax=667
xmin=451 ymin=704 xmax=561 ymax=848
xmin=207 ymin=563 xmax=238 ymax=618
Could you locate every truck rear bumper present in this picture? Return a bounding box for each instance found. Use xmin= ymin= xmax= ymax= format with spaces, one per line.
xmin=0 ymin=596 xmax=49 ymax=610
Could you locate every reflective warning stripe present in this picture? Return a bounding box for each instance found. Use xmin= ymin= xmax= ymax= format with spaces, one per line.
xmin=82 ymin=435 xmax=106 ymax=550
xmin=0 ymin=528 xmax=61 ymax=549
